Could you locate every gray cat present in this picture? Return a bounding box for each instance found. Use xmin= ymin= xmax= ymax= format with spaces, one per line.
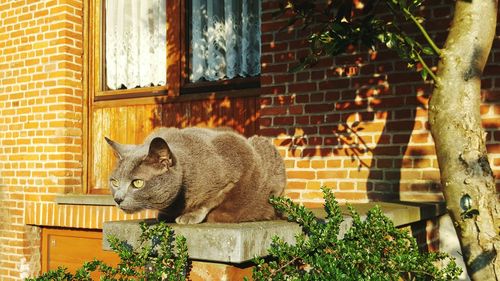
xmin=105 ymin=127 xmax=286 ymax=224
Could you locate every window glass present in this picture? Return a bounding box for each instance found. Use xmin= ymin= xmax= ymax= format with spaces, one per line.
xmin=105 ymin=0 xmax=167 ymax=90
xmin=190 ymin=0 xmax=261 ymax=82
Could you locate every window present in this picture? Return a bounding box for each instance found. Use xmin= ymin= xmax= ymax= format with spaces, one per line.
xmin=87 ymin=0 xmax=262 ymax=194
xmin=105 ymin=0 xmax=167 ymax=90
xmin=189 ymin=0 xmax=261 ymax=82
xmin=92 ymin=0 xmax=261 ymax=97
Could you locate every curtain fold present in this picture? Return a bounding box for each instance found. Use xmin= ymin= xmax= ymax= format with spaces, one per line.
xmin=106 ymin=0 xmax=167 ymax=90
xmin=190 ymin=0 xmax=261 ymax=82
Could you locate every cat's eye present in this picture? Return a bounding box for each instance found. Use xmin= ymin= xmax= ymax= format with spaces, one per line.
xmin=131 ymin=179 xmax=145 ymax=189
xmin=110 ymin=179 xmax=119 ymax=187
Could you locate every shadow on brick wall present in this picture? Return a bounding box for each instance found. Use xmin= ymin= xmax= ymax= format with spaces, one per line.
xmin=271 ymin=60 xmax=431 ymax=201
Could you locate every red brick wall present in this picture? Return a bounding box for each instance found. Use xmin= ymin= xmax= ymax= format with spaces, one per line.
xmin=259 ymin=0 xmax=500 ymax=206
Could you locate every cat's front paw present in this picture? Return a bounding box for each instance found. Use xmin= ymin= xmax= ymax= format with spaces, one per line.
xmin=175 ymin=212 xmax=206 ymax=224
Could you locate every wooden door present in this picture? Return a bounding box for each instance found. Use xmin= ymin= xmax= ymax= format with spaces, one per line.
xmin=89 ymin=95 xmax=260 ymax=194
xmin=41 ymin=228 xmax=120 ymax=278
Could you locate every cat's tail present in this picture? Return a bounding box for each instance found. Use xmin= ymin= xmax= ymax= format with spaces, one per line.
xmin=248 ymin=136 xmax=286 ymax=198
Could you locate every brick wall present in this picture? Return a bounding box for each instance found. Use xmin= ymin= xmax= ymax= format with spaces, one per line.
xmin=0 ymin=0 xmax=498 ymax=279
xmin=0 ymin=1 xmax=85 ymax=279
xmin=259 ymin=0 xmax=500 ymax=206
xmin=0 ymin=3 xmax=157 ymax=279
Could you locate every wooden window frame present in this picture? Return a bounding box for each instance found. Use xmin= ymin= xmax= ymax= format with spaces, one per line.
xmin=90 ymin=0 xmax=182 ymax=100
xmin=89 ymin=0 xmax=261 ymax=102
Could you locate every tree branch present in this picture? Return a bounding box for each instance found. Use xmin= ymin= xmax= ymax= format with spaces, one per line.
xmin=403 ymin=8 xmax=441 ymax=56
xmin=415 ymin=51 xmax=437 ymax=82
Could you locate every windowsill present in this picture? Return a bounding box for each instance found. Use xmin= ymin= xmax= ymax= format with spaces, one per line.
xmin=180 ymin=76 xmax=260 ymax=94
xmin=92 ymin=86 xmax=262 ymax=109
xmin=55 ymin=194 xmax=115 ymax=206
xmin=102 ymin=201 xmax=446 ymax=264
xmin=93 ymin=77 xmax=261 ymax=103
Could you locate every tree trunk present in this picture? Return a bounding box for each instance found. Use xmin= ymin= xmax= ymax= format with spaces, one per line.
xmin=429 ymin=1 xmax=499 ymax=280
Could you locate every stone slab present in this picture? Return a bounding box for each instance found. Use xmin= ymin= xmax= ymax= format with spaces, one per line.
xmin=102 ymin=202 xmax=445 ymax=263
xmin=103 ymin=219 xmax=302 ymax=263
xmin=56 ymin=194 xmax=115 ymax=206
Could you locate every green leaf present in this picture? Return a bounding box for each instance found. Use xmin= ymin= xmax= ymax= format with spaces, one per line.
xmin=421 ymin=68 xmax=428 ymax=80
xmin=404 ymin=35 xmax=416 ymax=47
xmin=422 ymin=46 xmax=435 ymax=55
xmin=253 ymin=187 xmax=462 ymax=280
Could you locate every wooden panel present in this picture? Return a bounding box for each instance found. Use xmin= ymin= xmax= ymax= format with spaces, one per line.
xmin=91 ymin=108 xmax=103 ymax=190
xmin=185 ymin=96 xmax=259 ymax=134
xmin=245 ymin=95 xmax=258 ymax=136
xmin=90 ymin=95 xmax=259 ymax=193
xmin=161 ymin=101 xmax=190 ymax=128
xmin=41 ymin=228 xmax=119 ymax=278
xmin=125 ymin=105 xmax=137 ymax=144
xmin=91 ymin=104 xmax=158 ymax=192
xmin=234 ymin=97 xmax=247 ymax=134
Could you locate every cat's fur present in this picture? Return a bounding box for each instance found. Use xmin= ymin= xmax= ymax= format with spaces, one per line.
xmin=105 ymin=127 xmax=286 ymax=224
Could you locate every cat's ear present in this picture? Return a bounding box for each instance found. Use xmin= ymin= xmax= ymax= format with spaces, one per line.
xmin=105 ymin=137 xmax=127 ymax=160
xmin=146 ymin=137 xmax=175 ymax=168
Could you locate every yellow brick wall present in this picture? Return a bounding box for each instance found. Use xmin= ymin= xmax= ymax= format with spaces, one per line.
xmin=0 ymin=2 xmax=159 ymax=279
xmin=0 ymin=1 xmax=86 ymax=279
xmin=0 ymin=0 xmax=164 ymax=276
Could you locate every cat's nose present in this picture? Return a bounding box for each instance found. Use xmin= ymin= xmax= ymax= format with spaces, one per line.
xmin=114 ymin=197 xmax=123 ymax=205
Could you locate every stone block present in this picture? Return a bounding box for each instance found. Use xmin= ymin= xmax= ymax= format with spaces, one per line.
xmin=102 ymin=202 xmax=445 ymax=264
xmin=103 ymin=219 xmax=301 ymax=263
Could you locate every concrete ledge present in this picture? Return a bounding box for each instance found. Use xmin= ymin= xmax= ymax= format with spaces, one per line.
xmin=56 ymin=194 xmax=115 ymax=206
xmin=103 ymin=219 xmax=301 ymax=263
xmin=102 ymin=202 xmax=445 ymax=263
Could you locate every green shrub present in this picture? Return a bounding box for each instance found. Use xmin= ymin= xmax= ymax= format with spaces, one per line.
xmin=28 ymin=222 xmax=189 ymax=281
xmin=31 ymin=188 xmax=461 ymax=281
xmin=251 ymin=187 xmax=462 ymax=281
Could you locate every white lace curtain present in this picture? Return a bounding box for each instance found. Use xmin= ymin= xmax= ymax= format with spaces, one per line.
xmin=105 ymin=0 xmax=167 ymax=90
xmin=190 ymin=0 xmax=261 ymax=82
